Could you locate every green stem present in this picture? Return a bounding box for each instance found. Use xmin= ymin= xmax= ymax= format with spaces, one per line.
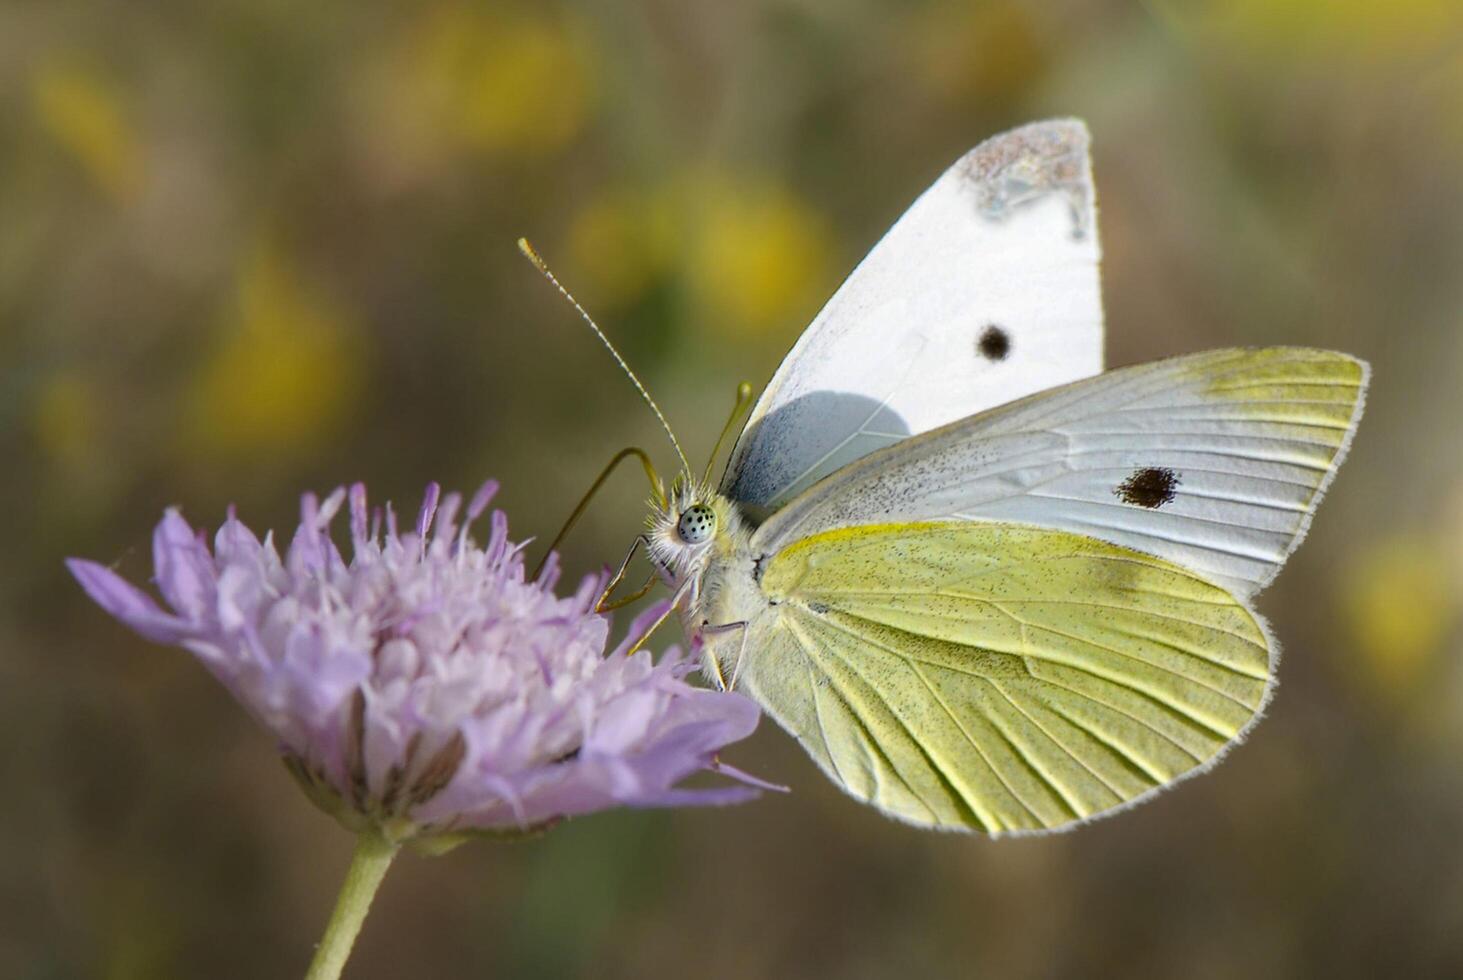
xmin=303 ymin=834 xmax=399 ymax=980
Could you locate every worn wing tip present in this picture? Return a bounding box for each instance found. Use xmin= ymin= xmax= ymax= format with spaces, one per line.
xmin=1015 ymin=116 xmax=1091 ymax=146
xmin=961 ymin=117 xmax=1092 ymax=166
xmin=958 ymin=118 xmax=1095 ymax=236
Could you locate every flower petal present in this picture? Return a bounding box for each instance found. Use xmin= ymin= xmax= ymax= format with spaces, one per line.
xmin=67 ymin=558 xmax=194 ymax=643
xmin=214 ymin=508 xmax=263 ymax=567
xmin=152 ymin=509 xmax=216 ymax=619
xmin=610 ymin=600 xmax=673 ymax=659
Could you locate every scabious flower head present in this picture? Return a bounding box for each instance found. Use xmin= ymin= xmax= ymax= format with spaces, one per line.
xmin=68 ymin=482 xmax=765 ymax=845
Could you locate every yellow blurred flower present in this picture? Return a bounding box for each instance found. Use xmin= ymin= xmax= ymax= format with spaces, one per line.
xmin=567 ymin=186 xmax=679 ymax=306
xmin=562 ymin=175 xmax=830 ymax=334
xmin=31 ymin=59 xmax=143 ymax=203
xmin=1149 ymin=0 xmax=1463 ymax=66
xmin=33 ymin=372 xmax=123 ymax=519
xmin=34 ymin=372 xmax=101 ymax=470
xmin=1339 ymin=533 xmax=1459 ymax=699
xmin=397 ymin=5 xmax=593 ymax=157
xmin=1432 ymin=53 xmax=1463 ymax=153
xmin=904 ymin=2 xmax=1050 ymax=104
xmin=685 ymin=176 xmax=832 ymax=336
xmin=182 ymin=244 xmax=363 ymax=459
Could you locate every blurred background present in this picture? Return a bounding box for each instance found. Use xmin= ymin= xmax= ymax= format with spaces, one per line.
xmin=4 ymin=0 xmax=1463 ymax=977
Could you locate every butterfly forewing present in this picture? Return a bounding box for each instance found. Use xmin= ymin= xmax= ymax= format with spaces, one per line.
xmin=722 ymin=119 xmax=1104 ymax=518
xmin=753 ymin=347 xmax=1367 ymax=599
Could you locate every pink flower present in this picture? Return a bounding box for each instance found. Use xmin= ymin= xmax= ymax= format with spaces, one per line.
xmin=69 ymin=482 xmax=764 ymax=843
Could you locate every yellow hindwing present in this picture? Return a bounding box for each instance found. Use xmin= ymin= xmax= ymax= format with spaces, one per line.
xmin=746 ymin=521 xmax=1271 ymax=834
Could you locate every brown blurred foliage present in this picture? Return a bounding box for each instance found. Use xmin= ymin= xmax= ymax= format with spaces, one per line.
xmin=4 ymin=0 xmax=1463 ymax=977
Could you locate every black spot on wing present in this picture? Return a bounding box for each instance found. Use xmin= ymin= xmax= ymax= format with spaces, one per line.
xmin=977 ymin=325 xmax=1011 ymax=361
xmin=1114 ymin=468 xmax=1180 ymax=509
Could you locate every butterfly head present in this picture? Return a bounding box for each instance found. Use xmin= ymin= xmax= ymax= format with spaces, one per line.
xmin=646 ymin=474 xmax=744 ymax=582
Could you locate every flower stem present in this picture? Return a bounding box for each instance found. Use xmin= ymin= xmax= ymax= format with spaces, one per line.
xmin=304 ymin=834 xmax=399 ymax=980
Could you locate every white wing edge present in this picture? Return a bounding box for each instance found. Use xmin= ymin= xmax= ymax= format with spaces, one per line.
xmin=1244 ymin=357 xmax=1370 ymax=596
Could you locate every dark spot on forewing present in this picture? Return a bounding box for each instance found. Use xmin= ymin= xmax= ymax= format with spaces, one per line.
xmin=806 ymin=600 xmax=831 ymax=614
xmin=977 ymin=325 xmax=1011 ymax=361
xmin=1115 ymin=468 xmax=1180 ymax=509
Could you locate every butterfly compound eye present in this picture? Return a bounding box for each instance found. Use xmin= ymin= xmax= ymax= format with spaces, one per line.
xmin=676 ymin=504 xmax=717 ymax=545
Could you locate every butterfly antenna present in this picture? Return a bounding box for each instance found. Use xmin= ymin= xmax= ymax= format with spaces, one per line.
xmin=518 ymin=238 xmax=692 ymax=477
xmin=702 ymin=381 xmax=755 ymax=485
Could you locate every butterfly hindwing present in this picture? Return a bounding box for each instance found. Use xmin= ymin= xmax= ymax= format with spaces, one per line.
xmin=722 ymin=119 xmax=1104 ymax=519
xmin=739 ymin=521 xmax=1271 ymax=834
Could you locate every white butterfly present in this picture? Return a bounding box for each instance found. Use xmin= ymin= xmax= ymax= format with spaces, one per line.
xmin=526 ymin=119 xmax=1367 ymax=834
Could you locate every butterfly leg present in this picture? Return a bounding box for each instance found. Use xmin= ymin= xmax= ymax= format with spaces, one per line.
xmin=597 ymin=535 xmax=649 ymax=612
xmin=598 ymin=570 xmax=659 ymax=613
xmin=621 ymin=577 xmax=695 ymax=657
xmin=699 ymin=620 xmax=749 ymax=692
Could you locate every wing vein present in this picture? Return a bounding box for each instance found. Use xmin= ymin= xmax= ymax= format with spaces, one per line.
xmin=911 ymin=658 xmax=1072 ymax=822
xmin=1021 ymin=675 xmax=1200 ymax=772
xmin=796 ymin=586 xmax=1267 ymax=671
xmin=988 ymin=679 xmax=1125 ymax=800
xmin=981 ymin=679 xmax=1108 ymax=814
xmin=785 ymin=615 xmax=992 ymax=829
xmin=985 ymin=601 xmax=1248 ymax=733
xmin=1022 ymin=492 xmax=1307 ymax=533
xmin=796 ymin=612 xmax=1034 ymax=828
